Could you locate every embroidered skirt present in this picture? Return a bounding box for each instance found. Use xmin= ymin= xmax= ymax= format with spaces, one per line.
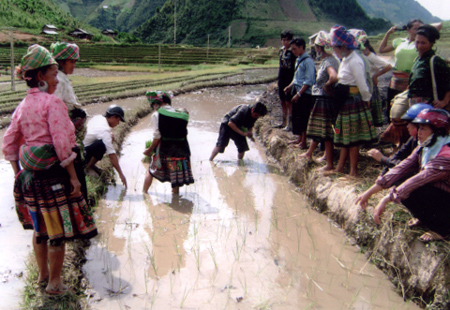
xmin=333 ymin=93 xmax=377 ymax=147
xmin=370 ymin=87 xmax=384 ymax=127
xmin=149 ymin=147 xmax=194 ymax=188
xmin=14 ymin=165 xmax=97 ymax=246
xmin=306 ymin=96 xmax=335 ymax=142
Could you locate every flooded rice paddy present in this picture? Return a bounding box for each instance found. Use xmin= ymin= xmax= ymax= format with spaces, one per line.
xmin=82 ymin=86 xmax=419 ymax=310
xmin=0 ymin=68 xmax=418 ymax=309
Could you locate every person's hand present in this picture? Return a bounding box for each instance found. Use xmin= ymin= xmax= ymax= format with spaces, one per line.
xmin=291 ymin=93 xmax=300 ymax=103
xmin=372 ymin=75 xmax=379 ymax=87
xmin=373 ymin=196 xmax=389 ymax=224
xmin=245 ymin=131 xmax=253 ymax=138
xmin=367 ymin=149 xmax=383 ymax=162
xmin=143 ymin=148 xmax=153 ymax=156
xmin=322 ymin=84 xmax=333 ymax=96
xmin=433 ymin=100 xmax=448 ymax=109
xmin=119 ymin=173 xmax=128 ymax=188
xmin=284 ymin=85 xmax=292 ymax=94
xmin=355 ymin=191 xmax=372 ymax=209
xmin=387 ymin=26 xmax=397 ymax=35
xmin=69 ymin=177 xmax=82 ymax=198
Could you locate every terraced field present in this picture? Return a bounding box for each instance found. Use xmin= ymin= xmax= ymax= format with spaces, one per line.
xmin=0 ymin=44 xmax=277 ymax=69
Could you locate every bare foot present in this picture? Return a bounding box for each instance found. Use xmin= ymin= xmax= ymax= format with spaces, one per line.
xmin=288 ymin=139 xmax=301 ymax=145
xmin=419 ymin=231 xmax=447 ymax=242
xmin=46 ymin=283 xmax=68 ymax=295
xmin=319 ymin=165 xmax=334 ymax=171
xmin=292 ymin=143 xmax=308 ymax=150
xmin=316 ymin=155 xmax=326 ymax=163
xmin=407 ymin=218 xmax=421 ymax=227
xmin=298 ymin=152 xmax=312 ymax=159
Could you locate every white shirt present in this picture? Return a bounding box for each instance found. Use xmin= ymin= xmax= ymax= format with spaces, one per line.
xmin=53 ymin=70 xmax=81 ymax=111
xmin=366 ymin=52 xmax=390 ymax=78
xmin=337 ymin=51 xmax=371 ymax=102
xmin=83 ymin=115 xmax=115 ymax=155
xmin=151 ymin=105 xmax=176 ymax=140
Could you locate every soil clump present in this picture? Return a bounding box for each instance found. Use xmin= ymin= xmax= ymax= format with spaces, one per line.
xmin=254 ymin=83 xmax=450 ymax=309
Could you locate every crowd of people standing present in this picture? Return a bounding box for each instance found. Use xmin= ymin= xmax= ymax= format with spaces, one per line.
xmin=276 ymin=21 xmax=450 ymax=242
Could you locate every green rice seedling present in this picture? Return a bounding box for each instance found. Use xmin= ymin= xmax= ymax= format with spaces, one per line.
xmin=142 ymin=140 xmax=153 ymax=163
xmin=192 ymin=245 xmax=202 ymax=272
xmin=180 ymin=284 xmax=191 ymax=308
xmin=208 ymin=243 xmax=218 ymax=270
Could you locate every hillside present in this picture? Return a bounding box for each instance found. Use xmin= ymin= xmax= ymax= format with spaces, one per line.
xmin=133 ymin=0 xmax=391 ymax=46
xmin=2 ymin=0 xmax=99 ymax=36
xmin=52 ymin=0 xmax=167 ymax=33
xmin=357 ymin=0 xmax=441 ymax=24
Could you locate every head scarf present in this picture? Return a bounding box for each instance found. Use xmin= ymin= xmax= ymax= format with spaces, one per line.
xmin=145 ymin=90 xmax=173 ymax=107
xmin=349 ymin=29 xmax=367 ymax=50
xmin=314 ymin=31 xmax=332 ymax=53
xmin=330 ymin=25 xmax=359 ymax=50
xmin=15 ymin=44 xmax=57 ymax=80
xmin=50 ymin=42 xmax=80 ymax=60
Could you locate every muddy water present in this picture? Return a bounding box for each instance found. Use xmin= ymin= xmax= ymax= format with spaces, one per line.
xmin=84 ymin=86 xmax=420 ymax=310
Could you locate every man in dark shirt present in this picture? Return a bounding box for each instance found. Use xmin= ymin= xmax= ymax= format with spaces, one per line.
xmin=209 ymin=101 xmax=267 ymax=161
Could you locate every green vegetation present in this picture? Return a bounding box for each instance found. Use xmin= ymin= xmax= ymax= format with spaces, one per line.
xmin=307 ymin=0 xmax=391 ymax=34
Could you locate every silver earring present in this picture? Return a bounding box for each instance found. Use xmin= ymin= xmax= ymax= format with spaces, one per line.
xmin=38 ymin=81 xmax=48 ymax=93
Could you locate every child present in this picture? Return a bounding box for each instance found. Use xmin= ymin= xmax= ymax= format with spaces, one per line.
xmin=209 ymin=101 xmax=267 ymax=161
xmin=143 ymin=90 xmax=194 ymax=194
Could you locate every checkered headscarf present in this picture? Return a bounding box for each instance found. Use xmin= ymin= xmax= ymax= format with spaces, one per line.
xmin=15 ymin=45 xmax=57 ymax=80
xmin=349 ymin=29 xmax=367 ymax=50
xmin=314 ymin=31 xmax=333 ymax=53
xmin=51 ymin=42 xmax=80 ymax=60
xmin=145 ymin=90 xmax=173 ymax=107
xmin=330 ymin=25 xmax=359 ymax=50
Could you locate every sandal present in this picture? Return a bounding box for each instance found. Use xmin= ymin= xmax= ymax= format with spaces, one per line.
xmin=46 ymin=284 xmax=68 ymax=296
xmin=418 ymin=231 xmax=447 ymax=243
xmin=407 ymin=218 xmax=421 ymax=228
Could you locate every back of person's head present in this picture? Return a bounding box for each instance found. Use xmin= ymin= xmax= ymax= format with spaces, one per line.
xmin=252 ymin=101 xmax=267 ymax=116
xmin=290 ymin=37 xmax=306 ymax=49
xmin=364 ymin=39 xmax=376 ymax=54
xmin=412 ymin=108 xmax=450 ymax=137
xmin=407 ymin=18 xmax=423 ymax=29
xmin=281 ymin=30 xmax=294 ymax=40
xmin=416 ymin=24 xmax=440 ymax=44
xmin=146 ymin=90 xmax=172 ymax=109
xmin=105 ymin=104 xmax=125 ymax=122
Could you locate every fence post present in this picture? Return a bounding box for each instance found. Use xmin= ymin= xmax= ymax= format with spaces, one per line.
xmin=207 ymin=34 xmax=210 ymax=61
xmin=10 ymin=30 xmax=14 ymax=91
xmin=228 ymin=26 xmax=231 ymax=48
xmin=158 ymin=44 xmax=161 ymax=73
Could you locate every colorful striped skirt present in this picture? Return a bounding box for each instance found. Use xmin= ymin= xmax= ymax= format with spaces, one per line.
xmin=14 ymin=165 xmax=97 ymax=246
xmin=306 ymin=96 xmax=335 ymax=142
xmin=333 ymin=93 xmax=377 ymax=147
xmin=149 ymin=148 xmax=194 ymax=188
xmin=370 ymin=86 xmax=384 ymax=127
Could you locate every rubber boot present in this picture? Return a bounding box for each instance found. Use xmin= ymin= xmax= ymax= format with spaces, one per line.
xmin=283 ymin=115 xmax=292 ymax=131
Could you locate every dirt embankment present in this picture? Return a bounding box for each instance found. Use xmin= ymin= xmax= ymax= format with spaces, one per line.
xmin=255 ymin=84 xmax=450 ymax=310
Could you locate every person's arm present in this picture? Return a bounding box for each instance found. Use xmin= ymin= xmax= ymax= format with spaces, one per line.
xmin=350 ymin=55 xmax=371 ymax=102
xmin=228 ymin=120 xmax=252 ymax=137
xmin=322 ymin=65 xmax=338 ymax=96
xmin=291 ymin=84 xmax=310 ymax=103
xmin=65 ymin=161 xmax=81 ymax=197
xmin=378 ymin=26 xmax=397 ymax=54
xmin=10 ymin=161 xmax=20 ymax=176
xmin=355 ymin=184 xmax=384 ymax=209
xmin=109 ymin=153 xmax=127 ymax=188
xmin=434 ymin=90 xmax=450 ymax=109
xmin=143 ymin=138 xmax=161 ymax=156
xmin=373 ymin=63 xmax=393 ymax=87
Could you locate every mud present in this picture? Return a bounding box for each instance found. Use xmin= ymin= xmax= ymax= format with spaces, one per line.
xmin=257 ymin=85 xmax=450 ymax=309
xmin=83 ymin=86 xmax=420 ymax=309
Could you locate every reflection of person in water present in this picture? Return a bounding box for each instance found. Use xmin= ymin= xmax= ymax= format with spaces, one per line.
xmin=143 ymin=90 xmax=194 ymax=194
xmin=145 ymin=194 xmax=193 ymax=278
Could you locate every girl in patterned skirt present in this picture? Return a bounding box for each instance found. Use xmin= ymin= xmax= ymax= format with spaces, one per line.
xmin=330 ymin=26 xmax=377 ymax=177
xmin=143 ymin=90 xmax=194 ymax=194
xmin=2 ymin=45 xmax=97 ymax=295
